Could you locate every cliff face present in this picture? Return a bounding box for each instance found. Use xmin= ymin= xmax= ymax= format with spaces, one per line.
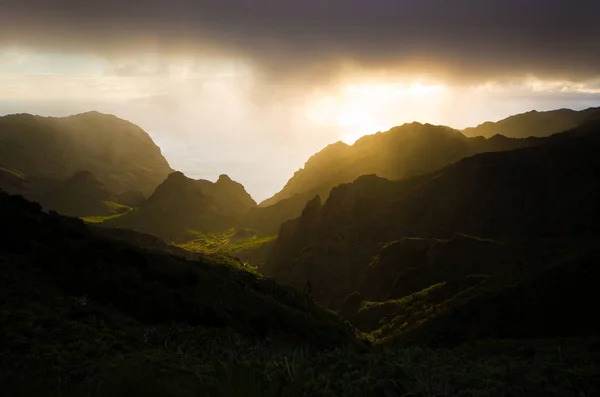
xmin=0 ymin=111 xmax=173 ymax=196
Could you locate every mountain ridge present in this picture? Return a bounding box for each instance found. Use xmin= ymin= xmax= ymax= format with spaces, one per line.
xmin=0 ymin=111 xmax=173 ymax=196
xmin=109 ymin=171 xmax=257 ymax=241
xmin=462 ymin=106 xmax=600 ymax=138
xmin=250 ymin=123 xmax=541 ymax=234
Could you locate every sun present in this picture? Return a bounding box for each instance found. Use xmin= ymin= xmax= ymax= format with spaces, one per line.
xmin=307 ymin=82 xmax=445 ymax=144
xmin=336 ymin=110 xmax=388 ymax=143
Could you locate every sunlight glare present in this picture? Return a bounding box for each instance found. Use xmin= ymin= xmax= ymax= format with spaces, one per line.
xmin=306 ymin=82 xmax=445 ymax=144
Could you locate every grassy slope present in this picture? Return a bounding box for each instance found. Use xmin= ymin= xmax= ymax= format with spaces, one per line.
xmin=81 ymin=201 xmax=134 ymax=224
xmin=0 ymin=166 xmax=26 ymax=179
xmin=385 ymin=240 xmax=600 ymax=348
xmin=178 ymin=229 xmax=277 ymax=266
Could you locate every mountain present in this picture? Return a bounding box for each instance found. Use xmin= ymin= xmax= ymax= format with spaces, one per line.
xmin=252 ymin=123 xmax=540 ymax=234
xmin=0 ymin=111 xmax=172 ymax=196
xmin=242 ymin=190 xmax=319 ymax=235
xmin=109 ymin=172 xmax=257 ymax=242
xmin=39 ymin=170 xmax=115 ymax=217
xmin=263 ymin=121 xmax=600 ymax=333
xmin=0 ymin=167 xmax=136 ymax=219
xmin=462 ymin=106 xmax=600 ymax=138
xmin=115 ymin=190 xmax=147 ymax=207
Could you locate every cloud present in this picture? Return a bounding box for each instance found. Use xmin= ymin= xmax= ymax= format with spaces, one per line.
xmin=1 ymin=0 xmax=599 ymax=85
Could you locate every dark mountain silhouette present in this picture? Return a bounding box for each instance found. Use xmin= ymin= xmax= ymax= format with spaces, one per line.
xmin=343 ymin=236 xmax=587 ymax=335
xmin=263 ymin=121 xmax=600 ymax=343
xmin=0 ymin=111 xmax=173 ymax=196
xmin=115 ymin=190 xmax=147 ymax=207
xmin=393 ymin=239 xmax=600 ymax=347
xmin=0 ymin=189 xmax=362 ymax=393
xmin=251 ymin=123 xmax=541 ymax=234
xmin=39 ymin=170 xmax=114 ymax=217
xmin=462 ymin=106 xmax=600 ymax=138
xmin=109 ymin=171 xmax=257 ymax=242
xmin=242 ymin=190 xmax=318 ymax=235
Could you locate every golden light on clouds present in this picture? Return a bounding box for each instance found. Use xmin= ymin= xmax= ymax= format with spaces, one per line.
xmin=306 ymin=82 xmax=447 ymax=143
xmin=1 ymin=48 xmax=600 ymax=201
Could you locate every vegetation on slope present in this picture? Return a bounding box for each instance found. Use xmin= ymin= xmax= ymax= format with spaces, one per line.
xmin=0 ymin=165 xmax=29 ymax=195
xmin=0 ymin=190 xmax=366 ymax=392
xmin=178 ymin=228 xmax=276 ymax=266
xmin=81 ymin=201 xmax=134 ymax=224
xmin=0 ymin=166 xmax=26 ymax=179
xmin=1 ymin=187 xmax=599 ymax=396
xmin=392 ymin=240 xmax=600 ymax=348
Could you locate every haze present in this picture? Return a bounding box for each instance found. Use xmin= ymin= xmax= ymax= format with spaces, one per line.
xmin=1 ymin=0 xmax=600 ymax=201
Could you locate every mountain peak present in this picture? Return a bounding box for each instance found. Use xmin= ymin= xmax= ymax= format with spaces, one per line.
xmin=150 ymin=171 xmax=193 ymax=197
xmin=301 ymin=195 xmax=321 ymax=217
xmin=217 ymin=174 xmax=233 ymax=183
xmin=167 ymin=171 xmax=187 ymax=180
xmin=70 ymin=170 xmax=101 ymax=183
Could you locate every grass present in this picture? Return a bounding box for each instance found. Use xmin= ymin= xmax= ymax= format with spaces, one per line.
xmin=356 ymin=283 xmax=448 ymax=341
xmin=81 ymin=201 xmax=134 ymax=224
xmin=0 ymin=166 xmax=26 ymax=179
xmin=5 ymin=328 xmax=598 ymax=396
xmin=178 ymin=229 xmax=276 ymax=256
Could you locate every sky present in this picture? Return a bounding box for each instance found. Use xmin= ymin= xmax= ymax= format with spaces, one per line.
xmin=1 ymin=1 xmax=600 ymax=202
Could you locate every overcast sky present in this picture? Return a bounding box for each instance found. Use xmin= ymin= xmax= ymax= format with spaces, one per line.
xmin=1 ymin=0 xmax=600 ymax=201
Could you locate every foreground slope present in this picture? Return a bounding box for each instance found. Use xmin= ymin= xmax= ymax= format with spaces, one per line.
xmin=0 ymin=111 xmax=173 ymax=196
xmin=0 ymin=190 xmax=353 ymax=345
xmin=0 ymin=189 xmax=363 ymax=393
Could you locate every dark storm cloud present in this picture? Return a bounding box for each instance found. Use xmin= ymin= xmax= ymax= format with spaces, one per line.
xmin=1 ymin=0 xmax=599 ymax=83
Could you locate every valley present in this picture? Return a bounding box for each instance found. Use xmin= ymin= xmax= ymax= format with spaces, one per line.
xmin=1 ymin=107 xmax=600 ymax=396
